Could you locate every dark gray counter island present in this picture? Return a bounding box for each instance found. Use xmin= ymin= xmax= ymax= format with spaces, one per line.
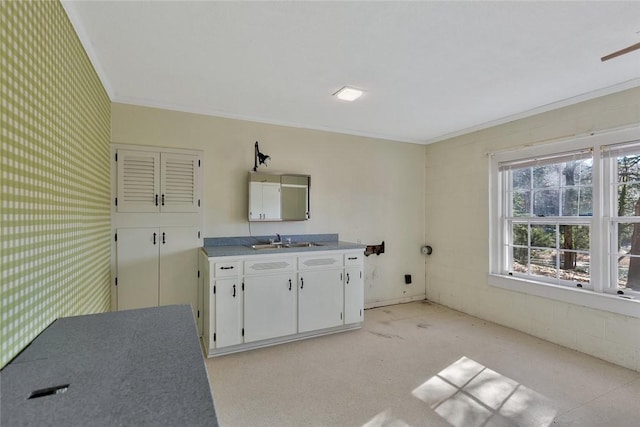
xmin=1 ymin=305 xmax=218 ymax=426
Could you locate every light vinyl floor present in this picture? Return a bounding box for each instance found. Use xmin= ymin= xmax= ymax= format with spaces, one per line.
xmin=206 ymin=301 xmax=640 ymax=427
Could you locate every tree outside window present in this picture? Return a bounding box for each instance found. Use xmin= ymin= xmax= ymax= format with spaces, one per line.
xmin=615 ymin=155 xmax=640 ymax=291
xmin=506 ymin=156 xmax=592 ymax=286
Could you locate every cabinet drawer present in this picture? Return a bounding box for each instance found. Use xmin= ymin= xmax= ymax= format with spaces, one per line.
xmin=214 ymin=261 xmax=240 ymax=278
xmin=244 ymin=257 xmax=295 ymax=275
xmin=344 ymin=252 xmax=363 ymax=266
xmin=298 ymin=254 xmax=342 ymax=270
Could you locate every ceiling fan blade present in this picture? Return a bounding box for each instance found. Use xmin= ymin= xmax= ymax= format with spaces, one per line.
xmin=601 ymin=41 xmax=640 ymax=62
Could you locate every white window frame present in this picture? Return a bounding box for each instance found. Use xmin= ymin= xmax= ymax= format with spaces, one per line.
xmin=489 ymin=126 xmax=640 ymax=318
xmin=500 ymin=149 xmax=594 ymax=289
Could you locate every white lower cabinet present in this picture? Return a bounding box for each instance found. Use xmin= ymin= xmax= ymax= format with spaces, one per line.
xmin=244 ymin=275 xmax=296 ymax=342
xmin=214 ymin=278 xmax=243 ymax=348
xmin=244 ymin=256 xmax=296 ymax=343
xmin=158 ymin=227 xmax=200 ymax=308
xmin=298 ymin=269 xmax=344 ymax=333
xmin=344 ymin=252 xmax=364 ymax=324
xmin=202 ymin=249 xmax=364 ymax=356
xmin=116 ymin=226 xmax=199 ymax=313
xmin=116 ymin=228 xmax=160 ymax=310
xmin=298 ymin=252 xmax=345 ymax=333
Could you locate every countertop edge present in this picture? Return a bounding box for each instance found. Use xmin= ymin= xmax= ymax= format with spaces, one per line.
xmin=201 ymin=241 xmax=366 ymax=258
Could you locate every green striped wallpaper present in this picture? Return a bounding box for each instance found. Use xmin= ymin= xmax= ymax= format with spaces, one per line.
xmin=1 ymin=1 xmax=111 ymax=368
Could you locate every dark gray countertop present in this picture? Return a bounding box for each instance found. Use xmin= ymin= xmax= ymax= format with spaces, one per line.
xmin=0 ymin=305 xmax=218 ymax=427
xmin=201 ymin=234 xmax=365 ymax=258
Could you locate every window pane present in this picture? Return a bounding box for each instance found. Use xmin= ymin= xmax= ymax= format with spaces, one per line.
xmin=560 ymin=251 xmax=590 ymax=284
xmin=533 ymin=165 xmax=560 ymax=188
xmin=530 ymin=224 xmax=555 ymax=248
xmin=511 ymin=168 xmax=530 ymax=190
xmin=511 ymin=247 xmax=528 ymax=273
xmin=560 ymin=159 xmax=592 ymax=186
xmin=617 ymin=256 xmax=640 ymax=291
xmin=509 ymin=159 xmax=592 ymax=219
xmin=617 ymin=183 xmax=640 ymax=216
xmin=616 ymin=219 xmax=640 ymax=291
xmin=578 ymin=188 xmax=593 ymax=216
xmin=559 ymin=225 xmax=589 ymax=251
xmin=512 ymin=191 xmax=531 ymax=216
xmin=561 ymin=187 xmax=592 ymax=216
xmin=530 ymin=249 xmax=557 ymax=279
xmin=617 ymin=223 xmax=640 ymax=256
xmin=511 ymin=223 xmax=528 ymax=246
xmin=617 ymin=155 xmax=640 ymax=185
xmin=574 ymin=160 xmax=593 ymax=185
xmin=533 ymin=190 xmax=559 ymax=216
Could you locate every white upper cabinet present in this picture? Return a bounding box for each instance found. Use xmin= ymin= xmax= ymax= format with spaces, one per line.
xmin=248 ymin=172 xmax=310 ymax=221
xmin=248 ymin=173 xmax=281 ymax=221
xmin=116 ymin=149 xmax=201 ymax=213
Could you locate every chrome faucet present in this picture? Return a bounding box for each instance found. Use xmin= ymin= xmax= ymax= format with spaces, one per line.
xmin=269 ymin=233 xmax=282 ymax=245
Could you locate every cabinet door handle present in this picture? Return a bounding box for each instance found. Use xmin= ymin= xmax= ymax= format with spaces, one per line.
xmin=161 ymin=194 xmax=165 ymax=206
xmin=232 ymin=284 xmax=236 ymax=297
xmin=300 ymin=277 xmax=304 ymax=289
xmin=155 ymin=194 xmax=159 ymax=207
xmin=347 ymin=273 xmax=350 ymax=284
xmin=289 ymin=279 xmax=292 ymax=291
xmin=162 ymin=232 xmax=166 ymax=244
xmin=153 ymin=232 xmax=157 ymax=245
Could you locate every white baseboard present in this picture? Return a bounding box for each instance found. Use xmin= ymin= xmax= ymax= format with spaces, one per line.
xmin=364 ymin=294 xmax=426 ymax=310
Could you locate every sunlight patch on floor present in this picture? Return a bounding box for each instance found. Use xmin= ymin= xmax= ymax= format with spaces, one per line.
xmin=411 ymin=356 xmax=557 ymax=427
xmin=362 ymin=409 xmax=410 ymax=427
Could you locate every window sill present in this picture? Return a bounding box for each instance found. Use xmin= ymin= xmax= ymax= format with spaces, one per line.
xmin=488 ymin=273 xmax=640 ymax=319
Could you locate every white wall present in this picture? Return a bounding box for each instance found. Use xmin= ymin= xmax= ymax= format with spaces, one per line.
xmin=110 ymin=103 xmax=427 ymax=307
xmin=425 ymin=87 xmax=640 ymax=371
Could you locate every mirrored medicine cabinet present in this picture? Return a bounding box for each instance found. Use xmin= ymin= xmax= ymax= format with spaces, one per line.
xmin=248 ymin=172 xmax=310 ymax=221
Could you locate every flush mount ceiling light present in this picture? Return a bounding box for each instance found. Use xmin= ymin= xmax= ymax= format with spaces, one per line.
xmin=333 ymin=86 xmax=364 ymax=101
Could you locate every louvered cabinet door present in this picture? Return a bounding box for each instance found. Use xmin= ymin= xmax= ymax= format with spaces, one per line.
xmin=116 ymin=149 xmax=160 ymax=212
xmin=160 ymin=153 xmax=200 ymax=213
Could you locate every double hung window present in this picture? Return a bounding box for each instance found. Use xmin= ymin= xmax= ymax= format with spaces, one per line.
xmin=501 ymin=151 xmax=593 ymax=287
xmin=490 ymin=128 xmax=640 ymax=312
xmin=604 ymin=142 xmax=640 ymax=294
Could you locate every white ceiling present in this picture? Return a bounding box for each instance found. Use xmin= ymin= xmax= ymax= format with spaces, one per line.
xmin=62 ymin=1 xmax=640 ymax=144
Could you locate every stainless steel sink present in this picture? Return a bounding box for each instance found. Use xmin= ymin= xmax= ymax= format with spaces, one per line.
xmin=248 ymin=243 xmax=283 ymax=249
xmin=285 ymin=242 xmax=323 ymax=248
xmin=247 ymin=242 xmax=323 ymax=250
